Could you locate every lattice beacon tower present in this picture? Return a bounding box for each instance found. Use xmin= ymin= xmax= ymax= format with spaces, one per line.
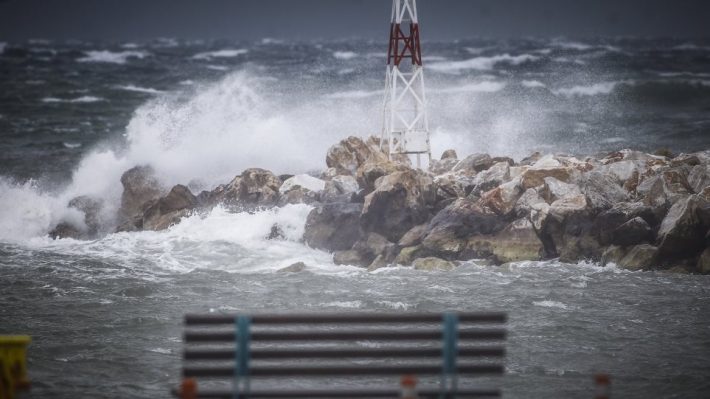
xmin=381 ymin=0 xmax=431 ymax=166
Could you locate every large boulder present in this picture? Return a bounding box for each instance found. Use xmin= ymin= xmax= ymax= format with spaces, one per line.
xmin=698 ymin=248 xmax=710 ymax=274
xmin=595 ymin=202 xmax=662 ymax=245
xmin=638 ymin=169 xmax=693 ymax=208
xmin=412 ymin=257 xmax=456 ymax=271
xmin=49 ymin=222 xmax=82 ymax=240
xmin=326 ymin=136 xmax=388 ymax=176
xmin=520 ymin=164 xmax=574 ymax=190
xmin=420 ymin=198 xmax=506 ymax=259
xmin=688 ymin=164 xmax=710 ymax=194
xmin=304 ymin=202 xmax=363 ymax=251
xmin=465 ymin=218 xmax=544 ymax=263
xmin=452 ymin=153 xmax=494 ymax=175
xmin=656 ymin=195 xmax=710 ymax=258
xmin=142 ymin=185 xmax=198 ymax=231
xmin=610 ymin=217 xmax=653 ymax=247
xmin=118 ymin=165 xmax=166 ymax=226
xmin=67 ymin=195 xmax=104 ymax=237
xmin=360 ymin=169 xmax=436 ymax=242
xmin=617 ymin=244 xmax=659 ymax=271
xmin=348 ymin=232 xmax=397 ymax=266
xmin=211 ymin=168 xmax=282 ymax=208
xmin=356 ymin=161 xmax=410 ymax=194
xmin=578 ymin=171 xmax=629 ymax=212
xmin=539 ymin=177 xmax=582 ymax=203
xmin=277 ymin=174 xmax=324 ymax=206
xmin=478 ymin=177 xmax=524 ymax=216
xmin=468 ymin=161 xmax=511 ymax=197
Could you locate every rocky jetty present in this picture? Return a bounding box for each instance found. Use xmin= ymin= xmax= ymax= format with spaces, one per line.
xmin=50 ymin=136 xmax=710 ymax=274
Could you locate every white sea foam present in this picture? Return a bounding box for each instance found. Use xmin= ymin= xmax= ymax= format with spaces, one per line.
xmin=42 ymin=96 xmax=104 ymax=103
xmin=433 ymin=81 xmax=507 ymax=94
xmin=192 ymin=49 xmax=248 ymax=60
xmin=553 ymin=41 xmax=592 ymax=51
xmin=121 ymin=43 xmax=140 ymax=49
xmin=206 ymin=65 xmax=229 ymax=71
xmin=324 ymin=89 xmax=383 ymax=99
xmin=521 ymin=80 xmax=546 ymax=88
xmin=533 ymin=300 xmax=568 ymax=309
xmin=115 ymin=85 xmax=163 ymax=95
xmin=78 ymin=50 xmax=149 ymax=64
xmin=63 ymin=142 xmax=82 ymax=149
xmin=428 ymin=54 xmax=539 ymax=73
xmin=672 ymin=43 xmax=710 ymax=51
xmin=553 ymin=82 xmax=618 ymax=97
xmin=333 ymin=51 xmax=358 ymax=60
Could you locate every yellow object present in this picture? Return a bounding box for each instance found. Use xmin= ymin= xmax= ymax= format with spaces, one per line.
xmin=0 ymin=336 xmax=31 ymax=399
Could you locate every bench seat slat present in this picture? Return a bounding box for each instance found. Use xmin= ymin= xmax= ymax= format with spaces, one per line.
xmin=184 ymin=364 xmax=504 ymax=377
xmin=189 ymin=388 xmax=500 ymax=398
xmin=185 ymin=313 xmax=507 ymax=325
xmin=184 ymin=329 xmax=506 ymax=342
xmin=184 ymin=347 xmax=505 ymax=360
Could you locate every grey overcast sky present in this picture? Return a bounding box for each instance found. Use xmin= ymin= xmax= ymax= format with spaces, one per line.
xmin=0 ymin=0 xmax=708 ymax=41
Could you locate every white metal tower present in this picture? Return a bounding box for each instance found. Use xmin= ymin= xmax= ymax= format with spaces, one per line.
xmin=381 ymin=0 xmax=431 ymax=166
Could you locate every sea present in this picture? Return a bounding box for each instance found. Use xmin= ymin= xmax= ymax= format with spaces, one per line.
xmin=0 ymin=37 xmax=709 ymax=398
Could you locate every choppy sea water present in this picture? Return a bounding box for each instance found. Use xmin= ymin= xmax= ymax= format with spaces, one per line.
xmin=1 ymin=38 xmax=710 ymax=398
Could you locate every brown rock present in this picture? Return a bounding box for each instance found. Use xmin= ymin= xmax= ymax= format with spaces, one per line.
xmin=521 ymin=167 xmax=573 ymax=190
xmin=398 ymin=224 xmax=428 ymax=247
xmin=326 ymin=136 xmax=388 ymax=176
xmin=142 ymin=184 xmax=198 ymax=231
xmin=452 ymin=153 xmax=494 ymax=175
xmin=118 ymin=165 xmax=166 ymax=226
xmin=441 ymin=149 xmax=458 ymax=160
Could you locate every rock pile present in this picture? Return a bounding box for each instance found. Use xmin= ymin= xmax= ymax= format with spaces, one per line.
xmin=49 ymin=136 xmax=710 ymax=274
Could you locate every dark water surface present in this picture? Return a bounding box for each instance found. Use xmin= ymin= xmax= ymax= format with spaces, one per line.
xmin=1 ymin=37 xmax=710 ymax=398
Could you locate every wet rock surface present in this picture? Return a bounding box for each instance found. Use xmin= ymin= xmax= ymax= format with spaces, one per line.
xmin=51 ymin=136 xmax=710 ymax=273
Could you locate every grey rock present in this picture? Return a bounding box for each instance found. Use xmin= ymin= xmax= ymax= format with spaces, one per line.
xmin=611 ymin=217 xmax=653 ymax=247
xmin=656 ymin=195 xmax=710 ymax=258
xmin=304 ymin=202 xmax=363 ymax=252
xmin=617 ymin=244 xmax=658 ymax=271
xmin=412 ymin=257 xmax=456 ymax=271
xmin=360 ymin=169 xmax=436 ymax=242
xmin=278 ymin=262 xmax=307 ymax=273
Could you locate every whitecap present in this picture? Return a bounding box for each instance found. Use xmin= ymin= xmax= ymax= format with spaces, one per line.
xmin=206 ymin=65 xmax=229 ymax=71
xmin=552 ymin=82 xmax=618 ymax=97
xmin=672 ymin=43 xmax=710 ymax=51
xmin=77 ymin=50 xmax=149 ymax=64
xmin=323 ymin=301 xmax=363 ymax=309
xmin=533 ymin=300 xmax=568 ymax=309
xmin=63 ymin=142 xmax=82 ymax=149
xmin=428 ymin=54 xmax=539 ymax=73
xmin=324 ymin=89 xmax=383 ymax=99
xmin=192 ymin=49 xmax=248 ymax=60
xmin=42 ymin=96 xmax=104 ymax=103
xmin=601 ymin=137 xmax=626 ymax=144
xmin=521 ymin=80 xmax=546 ymax=88
xmin=333 ymin=51 xmax=358 ymax=60
xmin=260 ymin=38 xmax=284 ymax=45
xmin=121 ymin=43 xmax=140 ymax=49
xmin=553 ymin=41 xmax=592 ymax=51
xmin=376 ymin=301 xmax=414 ymax=311
xmin=433 ymin=81 xmax=507 ymax=94
xmin=115 ymin=85 xmax=163 ymax=95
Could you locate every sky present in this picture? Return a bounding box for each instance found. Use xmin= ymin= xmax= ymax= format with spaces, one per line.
xmin=0 ymin=0 xmax=708 ymax=41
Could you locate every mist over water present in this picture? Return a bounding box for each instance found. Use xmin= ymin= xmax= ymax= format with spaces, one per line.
xmin=1 ymin=37 xmax=710 ymax=398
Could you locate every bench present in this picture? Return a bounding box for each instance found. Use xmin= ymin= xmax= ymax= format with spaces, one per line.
xmin=176 ymin=312 xmax=507 ymax=398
